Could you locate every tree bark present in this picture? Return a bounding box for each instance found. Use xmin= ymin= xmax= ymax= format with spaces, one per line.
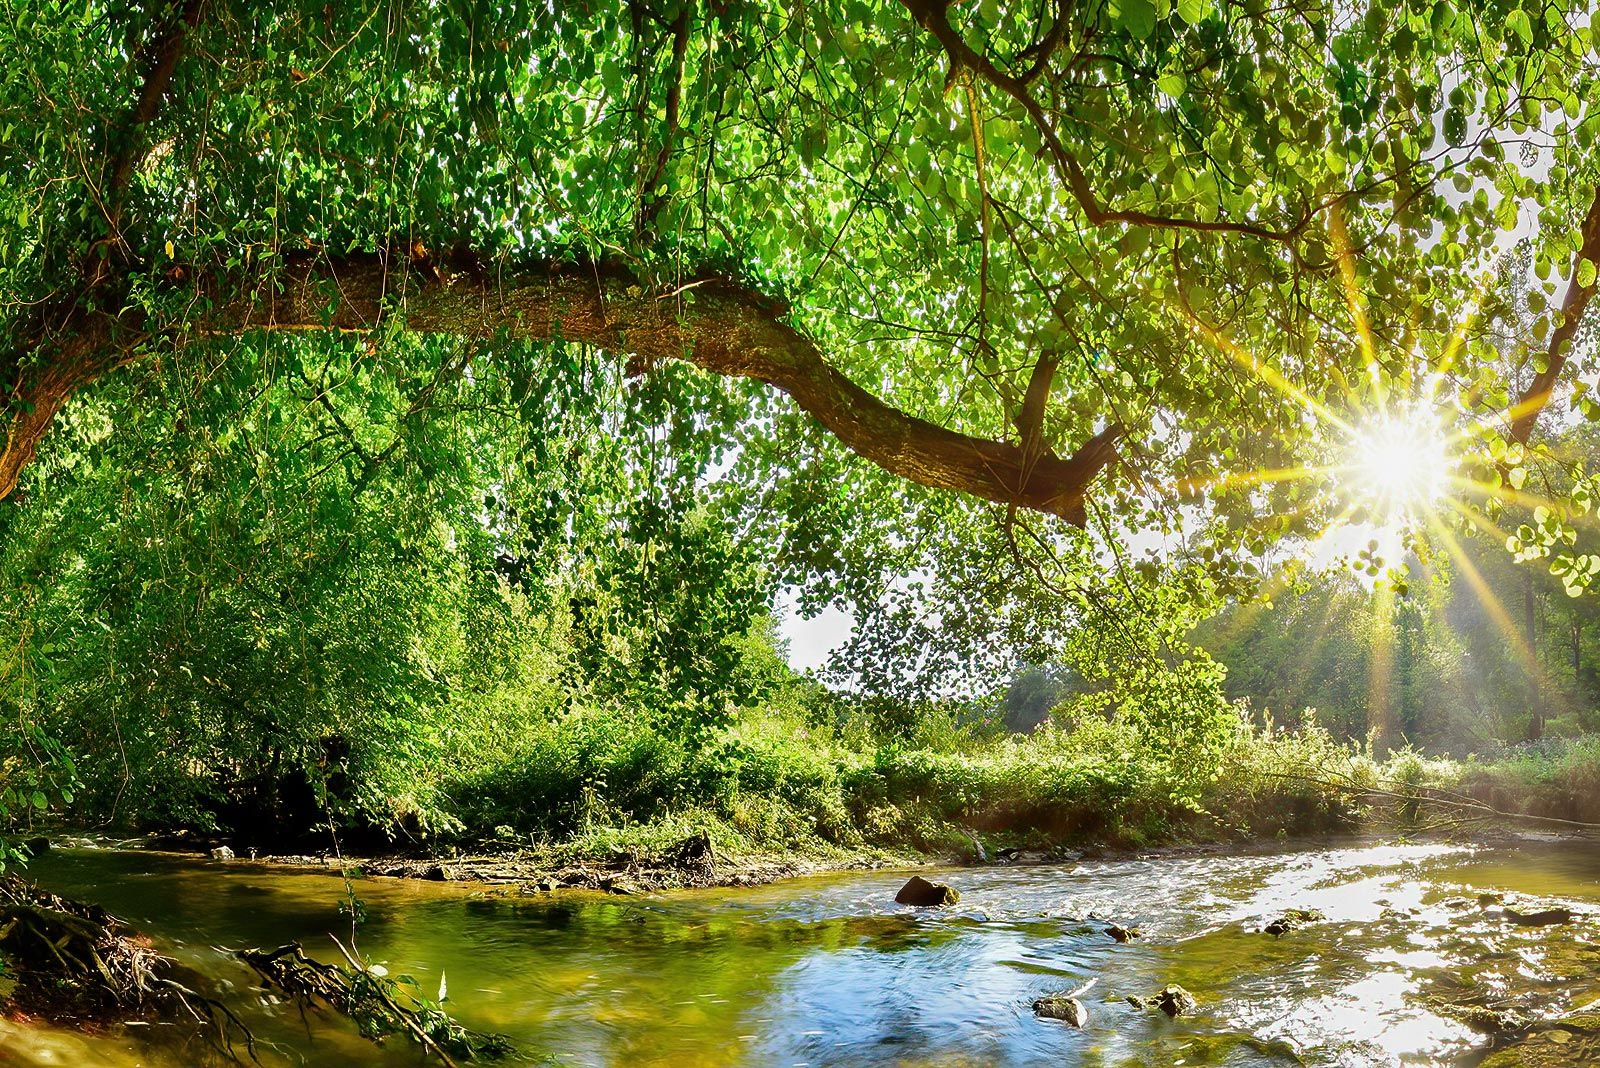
xmin=0 ymin=255 xmax=1121 ymax=522
xmin=0 ymin=313 xmax=137 ymax=501
xmin=1509 ymin=188 xmax=1600 ymax=445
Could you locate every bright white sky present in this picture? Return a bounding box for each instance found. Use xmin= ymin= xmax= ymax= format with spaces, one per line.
xmin=776 ymin=588 xmax=853 ymax=672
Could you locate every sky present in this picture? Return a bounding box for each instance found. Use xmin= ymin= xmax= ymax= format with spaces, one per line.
xmin=776 ymin=589 xmax=854 ymax=672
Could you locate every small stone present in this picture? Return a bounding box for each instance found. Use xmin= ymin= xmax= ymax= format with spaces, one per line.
xmin=1033 ymin=995 xmax=1088 ymax=1027
xmin=209 ymin=845 xmax=235 ymax=861
xmin=894 ymin=875 xmax=960 ymax=907
xmin=1263 ymin=908 xmax=1325 ymax=937
xmin=1126 ymin=995 xmax=1148 ymax=1009
xmin=1105 ymin=923 xmax=1139 ymax=943
xmin=1478 ymin=892 xmax=1504 ymax=906
xmin=1154 ymin=984 xmax=1197 ymax=1018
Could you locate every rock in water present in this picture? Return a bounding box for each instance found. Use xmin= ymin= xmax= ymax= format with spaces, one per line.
xmin=1033 ymin=995 xmax=1088 ymax=1027
xmin=894 ymin=875 xmax=960 ymax=906
xmin=210 ymin=845 xmax=235 ymax=861
xmin=1505 ymin=906 xmax=1575 ymax=926
xmin=1263 ymin=908 xmax=1325 ymax=937
xmin=1105 ymin=923 xmax=1138 ymax=942
xmin=1154 ymin=984 xmax=1196 ymax=1018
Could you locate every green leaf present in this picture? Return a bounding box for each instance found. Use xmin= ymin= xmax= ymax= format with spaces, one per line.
xmin=1505 ymin=9 xmax=1532 ymax=47
xmin=1118 ymin=0 xmax=1158 ymax=38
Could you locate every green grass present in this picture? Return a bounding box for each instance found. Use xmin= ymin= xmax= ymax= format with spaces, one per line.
xmin=1456 ymin=737 xmax=1600 ymax=826
xmin=429 ymin=706 xmax=1430 ymax=863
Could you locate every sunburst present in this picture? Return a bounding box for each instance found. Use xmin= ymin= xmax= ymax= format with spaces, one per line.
xmin=1160 ymin=222 xmax=1576 ymax=747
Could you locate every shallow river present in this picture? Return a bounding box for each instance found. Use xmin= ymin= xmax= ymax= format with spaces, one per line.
xmin=9 ymin=836 xmax=1600 ymax=1066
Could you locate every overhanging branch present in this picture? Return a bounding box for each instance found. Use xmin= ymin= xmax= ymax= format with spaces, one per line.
xmin=181 ymin=255 xmax=1119 ymax=522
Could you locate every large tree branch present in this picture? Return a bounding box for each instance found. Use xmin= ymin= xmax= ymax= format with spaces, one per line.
xmin=185 ymin=255 xmax=1119 ymax=522
xmin=0 ymin=316 xmax=142 ymax=500
xmin=1 ymin=0 xmax=203 ymax=497
xmin=1509 ymin=188 xmax=1600 ymax=445
xmin=89 ymin=0 xmax=207 ymax=279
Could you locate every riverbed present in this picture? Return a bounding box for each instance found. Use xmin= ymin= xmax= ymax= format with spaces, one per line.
xmin=8 ymin=835 xmax=1600 ymax=1066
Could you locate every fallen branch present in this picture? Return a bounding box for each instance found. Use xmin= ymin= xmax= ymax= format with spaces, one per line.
xmin=235 ymin=939 xmax=511 ymax=1064
xmin=1248 ymin=767 xmax=1600 ymax=833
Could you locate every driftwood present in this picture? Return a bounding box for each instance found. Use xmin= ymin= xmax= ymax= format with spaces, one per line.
xmin=0 ymin=876 xmax=257 ymax=1060
xmin=235 ymin=940 xmax=511 ymax=1066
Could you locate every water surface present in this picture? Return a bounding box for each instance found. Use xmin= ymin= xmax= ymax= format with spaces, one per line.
xmin=11 ymin=835 xmax=1600 ymax=1066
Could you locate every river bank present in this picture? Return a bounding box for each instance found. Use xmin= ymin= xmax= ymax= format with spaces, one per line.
xmin=32 ymin=822 xmax=1580 ymax=902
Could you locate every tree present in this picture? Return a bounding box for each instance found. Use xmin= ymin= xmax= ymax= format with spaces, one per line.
xmin=5 ymin=0 xmax=1600 ymax=547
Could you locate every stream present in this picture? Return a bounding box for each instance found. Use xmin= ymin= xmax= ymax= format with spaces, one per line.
xmin=7 ymin=835 xmax=1600 ymax=1066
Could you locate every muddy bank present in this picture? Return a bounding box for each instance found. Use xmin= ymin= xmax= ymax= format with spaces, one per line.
xmin=134 ymin=828 xmax=916 ymax=895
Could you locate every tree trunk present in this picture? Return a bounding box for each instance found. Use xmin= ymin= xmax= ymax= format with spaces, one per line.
xmin=1525 ymin=571 xmax=1544 ymax=742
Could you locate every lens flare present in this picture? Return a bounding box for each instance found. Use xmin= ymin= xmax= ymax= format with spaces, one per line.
xmin=1344 ymin=410 xmax=1451 ymax=526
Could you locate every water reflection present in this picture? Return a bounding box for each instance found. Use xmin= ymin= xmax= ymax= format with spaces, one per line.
xmin=11 ymin=836 xmax=1600 ymax=1067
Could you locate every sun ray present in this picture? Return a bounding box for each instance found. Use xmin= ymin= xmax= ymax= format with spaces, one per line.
xmin=1425 ymin=509 xmax=1551 ymax=692
xmin=1433 ymin=285 xmax=1486 ymax=380
xmin=1447 ymin=473 xmax=1572 ymax=515
xmin=1170 ymin=464 xmax=1331 ymax=498
xmin=1169 ymin=301 xmax=1354 ymax=435
xmin=1329 ymin=204 xmax=1383 ymax=415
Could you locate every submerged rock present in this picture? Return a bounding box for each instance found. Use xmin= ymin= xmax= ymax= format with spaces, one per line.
xmin=1125 ymin=994 xmax=1148 ymax=1010
xmin=209 ymin=845 xmax=235 ymax=861
xmin=1033 ymin=994 xmax=1088 ymax=1027
xmin=894 ymin=875 xmax=960 ymax=907
xmin=1154 ymin=984 xmax=1197 ymax=1018
xmin=1436 ymin=1002 xmax=1533 ymax=1035
xmin=1479 ymin=1014 xmax=1600 ymax=1066
xmin=1263 ymin=908 xmax=1325 ymax=937
xmin=1105 ymin=923 xmax=1139 ymax=943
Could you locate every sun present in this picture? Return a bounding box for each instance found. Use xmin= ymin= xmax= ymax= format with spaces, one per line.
xmin=1343 ymin=408 xmax=1452 ymax=527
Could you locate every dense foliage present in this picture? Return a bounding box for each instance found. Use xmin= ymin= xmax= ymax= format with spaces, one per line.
xmin=7 ymin=0 xmax=1600 ymax=850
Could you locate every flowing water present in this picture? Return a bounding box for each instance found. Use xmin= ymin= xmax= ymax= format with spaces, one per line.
xmin=8 ymin=835 xmax=1600 ymax=1067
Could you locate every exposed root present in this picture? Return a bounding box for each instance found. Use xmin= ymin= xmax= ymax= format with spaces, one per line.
xmin=0 ymin=876 xmax=257 ymax=1061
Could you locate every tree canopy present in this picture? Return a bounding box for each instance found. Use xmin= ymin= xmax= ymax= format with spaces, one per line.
xmin=6 ymin=0 xmax=1600 ymax=550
